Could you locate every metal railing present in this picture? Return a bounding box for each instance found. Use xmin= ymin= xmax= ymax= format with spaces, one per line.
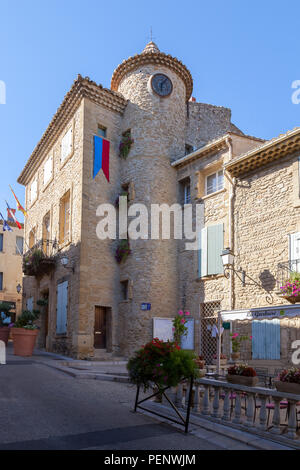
xmin=277 ymin=259 xmax=300 ymax=291
xmin=24 ymin=239 xmax=59 ymax=259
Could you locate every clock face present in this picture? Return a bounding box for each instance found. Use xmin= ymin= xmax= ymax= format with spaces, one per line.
xmin=151 ymin=74 xmax=173 ymax=97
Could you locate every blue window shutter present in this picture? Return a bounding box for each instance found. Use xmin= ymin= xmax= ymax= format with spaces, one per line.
xmin=0 ymin=273 xmax=3 ymax=291
xmin=199 ymin=227 xmax=208 ymax=277
xmin=56 ymin=281 xmax=68 ymax=334
xmin=207 ymin=224 xmax=224 ymax=275
xmin=252 ymin=320 xmax=280 ymax=360
xmin=0 ymin=234 xmax=3 ymax=252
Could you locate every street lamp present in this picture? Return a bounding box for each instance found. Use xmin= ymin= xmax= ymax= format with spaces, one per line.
xmin=60 ymin=256 xmax=75 ymax=273
xmin=221 ymin=248 xmax=246 ymax=286
xmin=220 ymin=248 xmax=273 ymax=303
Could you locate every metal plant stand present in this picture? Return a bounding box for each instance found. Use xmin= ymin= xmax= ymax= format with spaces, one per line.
xmin=134 ymin=376 xmax=194 ymax=433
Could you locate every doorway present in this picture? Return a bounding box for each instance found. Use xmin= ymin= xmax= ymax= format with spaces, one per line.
xmin=94 ymin=306 xmax=107 ymax=349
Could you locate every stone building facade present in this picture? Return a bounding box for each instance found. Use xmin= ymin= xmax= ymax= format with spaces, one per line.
xmin=17 ymin=42 xmax=300 ymax=364
xmin=0 ymin=221 xmax=24 ymax=319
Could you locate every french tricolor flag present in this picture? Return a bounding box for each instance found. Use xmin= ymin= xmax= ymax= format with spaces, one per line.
xmin=93 ymin=136 xmax=110 ymax=182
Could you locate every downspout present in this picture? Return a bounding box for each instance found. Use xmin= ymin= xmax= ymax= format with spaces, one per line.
xmin=225 ymin=137 xmax=235 ymax=311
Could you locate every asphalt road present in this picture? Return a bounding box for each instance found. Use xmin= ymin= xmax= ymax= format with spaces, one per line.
xmin=0 ymin=354 xmax=227 ymax=450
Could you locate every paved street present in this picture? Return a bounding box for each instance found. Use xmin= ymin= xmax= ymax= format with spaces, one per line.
xmin=0 ymin=347 xmax=257 ymax=450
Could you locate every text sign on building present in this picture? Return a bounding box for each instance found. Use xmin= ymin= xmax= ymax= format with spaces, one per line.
xmin=141 ymin=303 xmax=151 ymax=311
xmin=153 ymin=318 xmax=174 ymax=342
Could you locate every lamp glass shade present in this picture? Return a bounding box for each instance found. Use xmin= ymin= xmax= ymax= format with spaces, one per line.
xmin=221 ymin=248 xmax=234 ymax=267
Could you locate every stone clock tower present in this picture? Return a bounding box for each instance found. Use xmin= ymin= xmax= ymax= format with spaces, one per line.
xmin=111 ymin=42 xmax=193 ymax=355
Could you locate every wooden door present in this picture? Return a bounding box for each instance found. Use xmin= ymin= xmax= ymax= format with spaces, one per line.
xmin=94 ymin=307 xmax=107 ymax=349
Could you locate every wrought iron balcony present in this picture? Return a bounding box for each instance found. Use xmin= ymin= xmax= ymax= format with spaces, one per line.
xmin=23 ymin=239 xmax=58 ymax=277
xmin=277 ymin=259 xmax=300 ymax=287
xmin=277 ymin=259 xmax=300 ymax=303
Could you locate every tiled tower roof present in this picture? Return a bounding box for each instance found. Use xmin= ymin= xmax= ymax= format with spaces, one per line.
xmin=111 ymin=43 xmax=193 ymax=101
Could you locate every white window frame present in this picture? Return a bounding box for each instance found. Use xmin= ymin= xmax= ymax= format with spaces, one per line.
xmin=205 ymin=170 xmax=224 ymax=196
xmin=30 ymin=179 xmax=38 ymax=204
xmin=61 ymin=125 xmax=73 ymax=165
xmin=43 ymin=153 xmax=53 ymax=186
xmin=184 ymin=181 xmax=191 ymax=204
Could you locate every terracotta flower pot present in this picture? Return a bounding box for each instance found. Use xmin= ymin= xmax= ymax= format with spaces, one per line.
xmin=0 ymin=326 xmax=10 ymax=346
xmin=274 ymin=381 xmax=300 ymax=395
xmin=227 ymin=374 xmax=259 ymax=387
xmin=231 ymin=352 xmax=240 ymax=361
xmin=12 ymin=328 xmax=38 ymax=357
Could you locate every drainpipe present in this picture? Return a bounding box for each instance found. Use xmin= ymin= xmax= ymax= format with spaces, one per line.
xmin=225 ymin=137 xmax=235 ymax=311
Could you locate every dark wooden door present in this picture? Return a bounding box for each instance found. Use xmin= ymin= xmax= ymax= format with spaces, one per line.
xmin=94 ymin=307 xmax=107 ymax=349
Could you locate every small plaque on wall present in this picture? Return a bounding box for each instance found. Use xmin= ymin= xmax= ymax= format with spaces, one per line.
xmin=153 ymin=317 xmax=174 ymax=342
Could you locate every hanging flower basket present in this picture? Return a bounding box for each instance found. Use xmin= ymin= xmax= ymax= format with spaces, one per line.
xmin=119 ymin=130 xmax=134 ymax=159
xmin=279 ymin=275 xmax=300 ymax=304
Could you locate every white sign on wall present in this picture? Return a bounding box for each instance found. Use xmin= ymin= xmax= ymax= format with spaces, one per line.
xmin=153 ymin=318 xmax=174 ymax=342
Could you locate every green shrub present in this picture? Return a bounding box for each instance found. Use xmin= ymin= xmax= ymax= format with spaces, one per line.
xmin=127 ymin=338 xmax=199 ymax=390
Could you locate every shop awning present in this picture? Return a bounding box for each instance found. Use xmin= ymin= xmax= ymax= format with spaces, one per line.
xmin=221 ymin=304 xmax=300 ymax=321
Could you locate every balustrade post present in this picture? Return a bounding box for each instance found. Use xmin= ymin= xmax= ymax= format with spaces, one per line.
xmin=222 ymin=389 xmax=231 ymax=422
xmin=258 ymin=394 xmax=267 ymax=430
xmin=287 ymin=401 xmax=297 ymax=440
xmin=245 ymin=393 xmax=255 ymax=427
xmin=270 ymin=397 xmax=281 ymax=435
xmin=232 ymin=392 xmax=242 ymax=424
xmin=201 ymin=385 xmax=210 ymax=415
xmin=212 ymin=386 xmax=221 ymax=419
xmin=193 ymin=385 xmax=200 ymax=413
xmin=175 ymin=383 xmax=183 ymax=408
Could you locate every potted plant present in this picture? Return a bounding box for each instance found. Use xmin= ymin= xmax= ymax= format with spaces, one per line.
xmin=11 ymin=309 xmax=40 ymax=357
xmin=212 ymin=354 xmax=227 ymax=365
xmin=0 ymin=302 xmax=14 ymax=345
xmin=127 ymin=338 xmax=199 ymax=392
xmin=115 ymin=240 xmax=131 ymax=264
xmin=119 ymin=130 xmax=134 ymax=159
xmin=280 ymin=272 xmax=300 ymax=304
xmin=227 ymin=364 xmax=258 ymax=386
xmin=274 ymin=368 xmax=300 ymax=394
xmin=230 ymin=333 xmax=252 ymax=361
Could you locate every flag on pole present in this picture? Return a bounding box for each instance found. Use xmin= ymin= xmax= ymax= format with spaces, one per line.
xmin=5 ymin=201 xmax=22 ymax=230
xmin=9 ymin=186 xmax=27 ymax=217
xmin=93 ymin=136 xmax=110 ymax=182
xmin=0 ymin=212 xmax=13 ymax=232
xmin=7 ymin=207 xmax=16 ymax=223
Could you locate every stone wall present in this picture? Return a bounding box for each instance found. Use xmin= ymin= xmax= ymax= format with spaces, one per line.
xmin=22 ymin=102 xmax=84 ymax=356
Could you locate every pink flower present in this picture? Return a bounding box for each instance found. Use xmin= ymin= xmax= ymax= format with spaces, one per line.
xmin=181 ymin=319 xmax=185 ymax=324
xmin=185 ymin=311 xmax=190 ymax=316
xmin=178 ymin=310 xmax=184 ymax=316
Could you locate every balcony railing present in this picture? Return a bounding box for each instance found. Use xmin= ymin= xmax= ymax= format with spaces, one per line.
xmin=158 ymin=377 xmax=300 ymax=447
xmin=277 ymin=259 xmax=300 ymax=291
xmin=23 ymin=239 xmax=58 ymax=276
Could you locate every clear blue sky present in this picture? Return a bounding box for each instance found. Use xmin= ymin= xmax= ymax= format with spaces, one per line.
xmin=0 ymin=0 xmax=299 ymax=220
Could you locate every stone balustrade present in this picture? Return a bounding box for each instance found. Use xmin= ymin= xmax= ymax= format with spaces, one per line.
xmin=173 ymin=377 xmax=300 ymax=447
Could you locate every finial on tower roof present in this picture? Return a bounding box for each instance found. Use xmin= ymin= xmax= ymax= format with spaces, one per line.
xmin=142 ymin=41 xmax=160 ymax=54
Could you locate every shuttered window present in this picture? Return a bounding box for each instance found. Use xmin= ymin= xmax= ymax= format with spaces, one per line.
xmin=16 ymin=236 xmax=24 ymax=255
xmin=198 ymin=224 xmax=224 ymax=277
xmin=56 ymin=280 xmax=68 ymax=334
xmin=0 ymin=234 xmax=3 ymax=252
xmin=44 ymin=155 xmax=53 ymax=185
xmin=0 ymin=273 xmax=3 ymax=291
xmin=59 ymin=190 xmax=71 ymax=245
xmin=30 ymin=179 xmax=37 ymax=203
xmin=26 ymin=297 xmax=34 ymax=311
xmin=252 ymin=319 xmax=280 ymax=360
xmin=61 ymin=127 xmax=73 ymax=163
